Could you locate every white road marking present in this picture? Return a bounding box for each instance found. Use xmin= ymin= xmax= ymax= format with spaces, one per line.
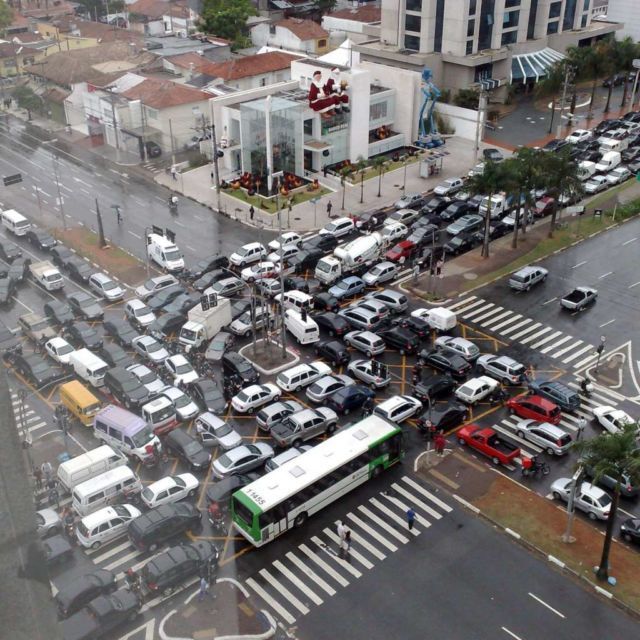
xmin=571 ymin=260 xmax=587 ymax=269
xmin=502 ymin=626 xmax=524 ymax=640
xmin=401 ymin=476 xmax=452 ymax=512
xmin=259 ymin=568 xmax=309 ymax=615
xmin=472 ymin=306 xmax=506 ymax=324
xmin=561 ymin=343 xmax=594 ymax=364
xmin=12 ymin=296 xmax=33 ymax=312
xmin=73 ymin=176 xmax=92 ymax=188
xmin=311 ymin=535 xmax=362 ymax=577
xmin=598 ymin=271 xmax=613 ymax=279
xmin=128 ymin=231 xmax=142 ymax=239
xmin=540 ymin=335 xmax=572 ymax=354
xmin=490 ymin=313 xmax=523 ymax=332
xmin=322 ymin=527 xmax=373 ymax=569
xmin=462 ymin=302 xmax=495 ymax=319
xmin=246 ymin=577 xmax=296 ymax=625
xmin=369 ymin=497 xmax=420 ymax=536
xmin=499 ymin=318 xmax=532 ymax=336
xmin=173 ymin=221 xmax=185 ymax=227
xmin=530 ymin=330 xmax=562 ymax=349
xmin=299 ymin=543 xmax=349 ymax=586
xmin=358 ymin=505 xmax=409 ymax=543
xmin=273 ymin=559 xmax=324 ymax=605
xmin=528 ymin=592 xmax=566 ymax=618
xmin=510 ymin=322 xmax=543 ymax=341
xmin=480 ymin=310 xmax=513 ymax=328
xmin=347 ymin=513 xmax=397 ymax=552
xmin=629 ymin=281 xmax=640 ymax=289
xmin=572 ymin=353 xmax=599 ymax=369
xmin=285 ymin=552 xmax=336 ymax=595
xmin=622 ymin=237 xmax=637 ymax=246
xmin=542 ymin=297 xmax=557 ymax=305
xmin=599 ymin=319 xmax=616 ymax=328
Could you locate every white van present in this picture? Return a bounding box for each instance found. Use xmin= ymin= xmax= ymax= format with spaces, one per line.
xmin=577 ymin=161 xmax=597 ymax=182
xmin=76 ymin=504 xmax=142 ymax=549
xmin=275 ymin=291 xmax=314 ymax=312
xmin=284 ymin=308 xmax=320 ymax=344
xmin=146 ymin=233 xmax=185 ymax=272
xmin=1 ymin=209 xmax=30 ymax=236
xmin=411 ymin=307 xmax=457 ymax=332
xmin=598 ymin=137 xmax=628 ymax=154
xmin=72 ymin=466 xmax=142 ymax=516
xmin=141 ymin=396 xmax=176 ymax=435
xmin=595 ymin=151 xmax=621 ymax=173
xmin=56 ymin=445 xmax=126 ymax=492
xmin=69 ymin=348 xmax=109 ymax=388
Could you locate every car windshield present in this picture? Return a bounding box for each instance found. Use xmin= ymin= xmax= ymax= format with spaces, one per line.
xmin=143 ymin=279 xmax=156 ymax=290
xmin=138 ymin=369 xmax=156 ymax=384
xmin=175 ymin=362 xmax=192 ymax=374
xmin=164 ymin=249 xmax=182 ymax=262
xmin=184 ymin=440 xmax=201 ymax=455
xmin=131 ymin=426 xmax=154 ymax=447
xmin=58 ymin=344 xmax=74 ymax=356
xmin=217 ymin=453 xmax=231 ymax=467
xmin=135 ymin=305 xmax=151 ymax=317
xmin=236 ymin=391 xmax=250 ymax=403
xmin=146 ymin=341 xmax=162 ymax=353
xmin=214 ymin=423 xmax=233 ymax=437
xmin=173 ymin=394 xmax=190 ymax=408
xmin=102 ymin=280 xmax=117 ymax=291
xmin=336 ymin=281 xmax=349 ymax=290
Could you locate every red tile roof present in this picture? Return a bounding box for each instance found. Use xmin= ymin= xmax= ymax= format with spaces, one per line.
xmin=327 ymin=6 xmax=381 ymax=22
xmin=0 ymin=43 xmax=39 ymax=59
xmin=121 ymin=77 xmax=209 ymax=108
xmin=274 ymin=18 xmax=328 ymax=41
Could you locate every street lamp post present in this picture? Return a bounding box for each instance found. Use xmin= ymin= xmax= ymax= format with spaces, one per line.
xmin=595 ymin=335 xmax=606 ymax=372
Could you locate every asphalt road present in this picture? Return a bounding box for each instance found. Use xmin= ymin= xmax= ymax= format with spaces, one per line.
xmin=0 ymin=116 xmax=271 ymax=278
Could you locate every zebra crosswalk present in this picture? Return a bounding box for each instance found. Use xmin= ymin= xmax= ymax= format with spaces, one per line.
xmin=446 ymin=296 xmax=600 ymax=369
xmin=12 ymin=391 xmax=52 ymax=440
xmin=243 ymin=475 xmax=452 ymax=626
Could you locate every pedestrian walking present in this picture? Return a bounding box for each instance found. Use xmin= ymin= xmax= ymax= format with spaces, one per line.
xmin=406 ymin=507 xmax=416 ymax=531
xmin=41 ymin=460 xmax=53 ymax=485
xmin=33 ymin=467 xmax=43 ymax=490
xmin=288 ymin=199 xmax=293 ymax=214
xmin=171 ymin=165 xmax=178 ymax=181
xmin=198 ymin=576 xmax=209 ymax=601
xmin=436 ymin=258 xmax=444 ymax=277
xmin=114 ymin=205 xmax=122 ymax=224
xmin=326 ymin=201 xmax=333 ymax=217
xmin=337 ymin=520 xmax=346 ymax=544
xmin=434 ymin=431 xmax=446 ymax=456
xmin=340 ymin=528 xmax=351 ymax=559
xmin=576 ymin=416 xmax=586 ymax=441
xmin=323 ymin=165 xmax=328 ymax=177
xmin=249 ymin=205 xmax=255 ymax=220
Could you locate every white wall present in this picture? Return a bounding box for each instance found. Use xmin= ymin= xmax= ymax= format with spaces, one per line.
xmin=348 ymin=66 xmax=371 ymax=162
xmin=251 ymin=23 xmax=316 ymax=54
xmin=434 ymin=102 xmax=482 ymax=142
xmin=607 ymin=0 xmax=640 ymax=40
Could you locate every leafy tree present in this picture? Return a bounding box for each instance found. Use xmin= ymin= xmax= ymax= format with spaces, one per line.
xmin=542 ymin=147 xmax=583 ymax=238
xmin=371 ymin=156 xmax=386 ymax=198
xmin=12 ymin=86 xmax=42 ymax=120
xmin=0 ymin=0 xmax=12 ymax=34
xmin=453 ymin=88 xmax=479 ymax=110
xmin=535 ymin=61 xmax=566 ymax=135
xmin=312 ymin=0 xmax=337 ymax=20
xmin=339 ymin=165 xmax=352 ymax=210
xmin=511 ymin=147 xmax=548 ymax=243
xmin=199 ymin=0 xmax=255 ymax=49
xmin=572 ymin=424 xmax=640 ymax=582
xmin=615 ymin=37 xmax=640 ymax=108
xmin=355 ymin=156 xmax=367 ymax=204
xmin=465 ymin=160 xmax=505 ymax=259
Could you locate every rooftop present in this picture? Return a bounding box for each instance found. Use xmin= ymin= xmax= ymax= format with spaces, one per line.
xmin=0 ymin=42 xmax=40 ymax=58
xmin=326 ymin=6 xmax=381 ymax=23
xmin=121 ymin=77 xmax=210 ymax=108
xmin=50 ymin=18 xmax=144 ymax=44
xmin=273 ymin=18 xmax=329 ymax=41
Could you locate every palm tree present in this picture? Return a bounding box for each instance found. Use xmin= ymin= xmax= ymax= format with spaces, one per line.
xmin=572 ymin=423 xmax=640 ymax=582
xmin=542 ymin=148 xmax=583 ymax=238
xmin=371 ymin=156 xmax=387 ymax=198
xmin=495 ymin=157 xmax=524 ymax=248
xmin=598 ymin=39 xmax=618 ymax=114
xmin=511 ymin=147 xmax=547 ymax=241
xmin=339 ymin=165 xmax=352 ymax=211
xmin=355 ymin=156 xmax=368 ymax=204
xmin=616 ymin=37 xmax=640 ymax=108
xmin=535 ymin=61 xmax=565 ymax=135
xmin=465 ymin=160 xmax=505 ymax=259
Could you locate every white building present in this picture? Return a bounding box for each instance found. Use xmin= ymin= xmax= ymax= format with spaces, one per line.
xmin=250 ymin=18 xmax=331 ymax=56
xmin=606 ymin=0 xmax=640 ymax=40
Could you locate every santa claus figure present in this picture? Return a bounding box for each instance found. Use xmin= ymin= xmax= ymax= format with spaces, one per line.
xmin=308 ymin=70 xmax=336 ymax=115
xmin=324 ymin=68 xmax=350 ymax=113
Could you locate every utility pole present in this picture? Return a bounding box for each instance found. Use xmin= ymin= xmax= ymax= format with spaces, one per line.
xmin=473 ymin=88 xmax=488 ymax=164
xmin=168 ymin=117 xmax=176 ymax=166
xmin=556 ymin=64 xmax=573 ymax=139
xmin=208 ymin=101 xmax=223 ymax=213
xmin=95 ymin=198 xmax=107 ymax=248
xmin=51 ymin=154 xmax=67 ymax=230
xmin=277 ymin=199 xmax=287 ymax=360
xmin=108 ymin=89 xmax=120 ymax=159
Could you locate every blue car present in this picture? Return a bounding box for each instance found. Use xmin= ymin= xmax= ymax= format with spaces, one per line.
xmin=328 ymin=276 xmax=365 ymax=301
xmin=326 ymin=384 xmax=375 ymax=415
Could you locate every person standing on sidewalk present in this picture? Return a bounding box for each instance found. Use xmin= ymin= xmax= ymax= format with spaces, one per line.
xmin=171 ymin=165 xmax=178 ymax=181
xmin=406 ymin=507 xmax=416 ymax=531
xmin=434 ymin=431 xmax=446 ymax=456
xmin=41 ymin=461 xmax=53 ymax=485
xmin=326 ymin=201 xmax=333 ymax=217
xmin=198 ymin=576 xmax=210 ymax=601
xmin=249 ymin=205 xmax=255 ymax=221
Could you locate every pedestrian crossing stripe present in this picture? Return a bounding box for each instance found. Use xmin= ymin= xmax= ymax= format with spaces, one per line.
xmin=322 ymin=528 xmax=374 ymax=569
xmin=540 ymin=334 xmax=572 ymax=354
xmin=481 ymin=310 xmax=513 ymax=328
xmin=273 ymin=559 xmax=325 ymax=605
xmin=285 ymin=552 xmax=336 ymax=595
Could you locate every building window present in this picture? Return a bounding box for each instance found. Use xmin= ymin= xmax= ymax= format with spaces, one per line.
xmin=527 ymin=0 xmax=538 ymax=39
xmin=469 ymin=0 xmax=477 ymax=15
xmin=406 ymin=0 xmax=422 ymax=11
xmin=405 ymin=14 xmax=421 ymax=33
xmin=581 ymin=13 xmax=587 ymax=27
xmin=467 ymin=19 xmax=475 ymax=37
xmin=548 ymin=1 xmax=561 ymax=19
xmin=478 ymin=0 xmax=495 ymax=51
xmin=269 ymin=24 xmax=276 ymax=35
xmin=318 ymin=39 xmax=326 ymax=48
xmin=370 ymin=101 xmax=388 ymax=121
xmin=503 ymin=10 xmax=519 ymax=28
xmin=434 ymin=0 xmax=445 ymax=52
xmin=145 ymin=106 xmax=158 ymax=120
xmin=260 ymin=77 xmax=266 ymax=86
xmin=563 ymin=0 xmax=577 ymax=30
xmin=504 ymin=0 xmax=519 ymax=6
xmin=474 ymin=63 xmax=492 ymax=83
xmin=501 ymin=30 xmax=517 ymax=45
xmin=404 ymin=34 xmax=420 ymax=51
xmin=583 ymin=0 xmax=590 ymax=9
xmin=466 ymin=39 xmax=474 ymax=55
xmin=304 ymin=119 xmax=312 ymax=136
xmin=547 ymin=20 xmax=559 ymax=34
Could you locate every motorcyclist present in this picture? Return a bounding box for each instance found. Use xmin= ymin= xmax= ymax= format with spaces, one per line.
xmin=580 ymin=377 xmax=592 ymax=397
xmin=125 ymin=568 xmax=141 ymax=594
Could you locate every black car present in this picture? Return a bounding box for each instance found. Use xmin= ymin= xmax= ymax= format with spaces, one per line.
xmin=129 ymin=503 xmax=202 ymax=552
xmin=575 ymin=139 xmax=600 ymax=154
xmin=407 ymin=225 xmax=440 ymax=248
xmin=603 ymin=73 xmax=626 ymax=88
xmin=303 ymin=234 xmax=338 ymax=253
xmin=99 ymin=342 xmax=135 ymax=369
xmin=26 ymin=227 xmax=57 ymax=250
xmin=620 ymin=518 xmax=640 ymax=545
xmin=65 ymin=256 xmax=93 ymax=282
xmin=420 ymin=196 xmax=449 ymax=215
xmin=353 ymin=209 xmax=389 ymax=232
xmin=0 ymin=239 xmax=22 ymax=262
xmin=313 ymin=312 xmax=350 ymax=337
xmin=50 ymin=244 xmax=73 ymax=267
xmin=60 ymin=589 xmax=139 ymax=640
xmin=0 ymin=275 xmax=16 ymax=305
xmin=378 ymin=326 xmax=420 ymax=355
xmin=393 ymin=315 xmax=430 ymax=339
xmin=314 ymin=339 xmax=350 ymax=367
xmin=206 ymin=473 xmax=258 ymax=506
xmin=103 ymin=367 xmax=149 ymax=409
xmin=221 ymin=351 xmax=259 ymax=385
xmin=67 ymin=291 xmax=104 ymax=320
xmin=440 ymin=201 xmax=473 ymax=222
xmin=483 ymin=148 xmax=504 ymax=162
xmin=593 ymin=118 xmax=622 ymax=136
xmin=413 ymin=374 xmax=456 ymax=403
xmin=162 ymin=291 xmax=199 ymax=315
xmin=163 ymin=428 xmax=211 ymax=471
xmin=542 ymin=138 xmax=569 ymax=153
xmin=0 ymin=326 xmax=21 ymax=360
xmin=43 ymin=534 xmax=74 ymax=566
xmin=471 ymin=223 xmax=510 ymax=245
xmin=55 ymin=569 xmax=117 ymax=619
xmin=418 ymin=349 xmax=472 ymax=379
xmin=147 ymin=285 xmax=186 ymax=312
xmin=44 ymin=300 xmax=74 ymax=326
xmin=578 ymin=150 xmax=602 ymax=163
xmin=326 ymin=384 xmax=375 ymax=415
xmin=444 ymin=233 xmax=479 ymax=255
xmin=141 ymin=541 xmax=218 ymax=595
xmin=622 ymin=147 xmax=640 ymax=163
xmin=65 ymin=322 xmax=103 ymax=350
xmin=189 ymin=379 xmax=227 ymax=414
xmin=7 ymin=256 xmax=30 ymax=282
xmin=12 ymin=352 xmax=62 ymax=387
xmin=231 ymin=299 xmax=252 ymax=320
xmin=288 ymin=247 xmax=324 ymax=273
xmin=188 ymin=255 xmax=229 ymax=279
xmin=148 ymin=312 xmax=186 ymax=341
xmin=283 ymin=276 xmax=321 ymax=294
xmin=103 ymin=319 xmax=140 ymax=347
xmin=193 ymin=270 xmax=226 ymax=292
xmin=313 ymin=292 xmax=340 ymax=313
xmin=416 ymin=401 xmax=468 ymax=432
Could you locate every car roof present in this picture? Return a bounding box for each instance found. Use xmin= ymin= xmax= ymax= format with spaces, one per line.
xmin=90 ymin=272 xmax=111 ymax=283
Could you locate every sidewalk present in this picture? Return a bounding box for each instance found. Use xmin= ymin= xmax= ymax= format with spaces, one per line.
xmin=155 ymin=137 xmax=484 ymax=232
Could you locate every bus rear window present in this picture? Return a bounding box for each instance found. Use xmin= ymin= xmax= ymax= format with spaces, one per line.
xmin=233 ymin=498 xmax=255 ymax=528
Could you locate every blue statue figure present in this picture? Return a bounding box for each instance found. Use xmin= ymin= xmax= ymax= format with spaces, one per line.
xmin=417 ymin=68 xmax=443 ymax=147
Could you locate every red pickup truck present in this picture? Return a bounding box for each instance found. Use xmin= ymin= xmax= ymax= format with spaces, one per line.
xmin=457 ymin=424 xmax=520 ymax=466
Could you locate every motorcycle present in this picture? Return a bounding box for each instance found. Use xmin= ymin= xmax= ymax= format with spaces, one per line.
xmin=521 ymin=460 xmax=550 ymax=478
xmin=208 ymin=503 xmax=226 ymax=533
xmin=580 ymin=378 xmax=593 ymax=398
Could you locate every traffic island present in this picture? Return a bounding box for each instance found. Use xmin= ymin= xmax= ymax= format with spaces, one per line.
xmin=160 ymin=578 xmax=276 ymax=640
xmin=239 ymin=340 xmax=299 ymax=375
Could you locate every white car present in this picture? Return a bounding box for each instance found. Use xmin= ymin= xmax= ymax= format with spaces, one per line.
xmin=241 ymin=261 xmax=279 ymax=283
xmin=454 ymin=376 xmax=499 ymax=404
xmin=88 ymin=272 xmax=124 ymax=301
xmin=162 ymin=386 xmax=199 ymax=421
xmin=126 ymin=363 xmax=167 ymax=397
xmin=381 ymin=222 xmax=408 ymax=246
xmin=140 ymin=473 xmax=199 ymax=509
xmin=362 ymin=261 xmax=398 ymax=286
xmin=165 ymin=354 xmax=199 ymax=386
xmin=565 ymin=129 xmax=592 ymax=144
xmin=373 ymin=395 xmax=422 ymax=423
xmin=584 ymin=175 xmax=609 ymax=194
xmin=231 ymin=383 xmax=281 ymax=413
xmin=434 ymin=335 xmax=480 ymax=361
xmin=276 ymin=361 xmax=332 ymax=392
xmin=319 ymin=216 xmax=355 ymax=238
xmin=76 ymin=505 xmax=141 ymax=549
xmin=131 ymin=335 xmax=169 ymax=363
xmin=467 ymin=162 xmax=485 ymax=177
xmin=605 ymin=166 xmax=632 ymax=185
xmin=229 ymin=242 xmax=267 ymax=267
xmin=211 ymin=443 xmax=274 ymax=479
xmin=347 ymin=359 xmax=391 ymax=388
xmin=550 ymin=479 xmax=611 ymax=520
xmin=434 ymin=177 xmax=463 ymax=197
xmin=267 ymin=245 xmax=300 ymax=265
xmin=501 ymin=208 xmax=533 ymax=228
xmin=268 ymin=232 xmax=302 ymax=252
xmin=592 ymin=405 xmax=635 ymax=434
xmin=124 ymin=298 xmax=156 ymax=328
xmin=305 ymin=374 xmax=354 ymax=403
xmin=195 ymin=412 xmax=242 ymax=449
xmin=44 ymin=337 xmax=75 ymax=365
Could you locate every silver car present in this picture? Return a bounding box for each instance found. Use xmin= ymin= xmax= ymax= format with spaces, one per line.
xmin=306 ymin=374 xmax=354 ymax=403
xmin=162 ymin=386 xmax=199 ymax=421
xmin=195 ymin=412 xmax=243 ymax=450
xmin=364 ymin=289 xmax=408 ymax=314
xmin=36 ymin=508 xmax=61 ymax=538
xmin=206 ymin=277 xmax=245 ymax=298
xmin=516 ymin=420 xmax=573 ymax=456
xmin=347 ymin=359 xmax=391 ymax=388
xmin=126 ymin=363 xmax=167 ymax=397
xmin=135 ymin=275 xmax=179 ymax=301
xmin=362 ymin=261 xmax=398 ymax=286
xmin=434 ymin=336 xmax=480 ymax=361
xmin=131 ymin=335 xmax=170 ymax=364
xmin=256 ymin=400 xmax=304 ymax=431
xmin=344 ymin=330 xmax=386 ymax=356
xmin=211 ymin=443 xmax=274 ymax=479
xmin=550 ymin=478 xmax=612 ymax=520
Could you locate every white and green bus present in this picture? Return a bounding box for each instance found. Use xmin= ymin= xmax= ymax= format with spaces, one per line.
xmin=231 ymin=416 xmax=403 ymax=546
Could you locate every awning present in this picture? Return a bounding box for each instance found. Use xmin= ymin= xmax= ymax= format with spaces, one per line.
xmin=511 ymin=47 xmax=565 ymax=84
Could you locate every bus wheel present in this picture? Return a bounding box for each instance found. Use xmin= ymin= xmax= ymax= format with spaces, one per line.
xmin=294 ymin=512 xmax=307 ymax=528
xmin=371 ymin=465 xmax=382 ymax=478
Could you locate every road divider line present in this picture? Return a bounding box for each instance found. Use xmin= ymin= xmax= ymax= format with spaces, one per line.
xmin=542 ymin=297 xmax=557 ymax=305
xmin=528 ymin=592 xmax=566 ymax=618
xmin=501 ymin=627 xmax=524 ymax=640
xmin=621 ymin=237 xmax=637 ymax=246
xmin=598 ymin=271 xmax=613 ymax=279
xmin=599 ymin=319 xmax=616 ymax=328
xmin=285 ymin=552 xmax=336 ymax=595
xmin=571 ymin=260 xmax=587 ymax=269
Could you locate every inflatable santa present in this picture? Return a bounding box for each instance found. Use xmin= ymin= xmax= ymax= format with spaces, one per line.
xmin=324 ymin=68 xmax=349 ymax=113
xmin=308 ymin=70 xmax=336 ymax=114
